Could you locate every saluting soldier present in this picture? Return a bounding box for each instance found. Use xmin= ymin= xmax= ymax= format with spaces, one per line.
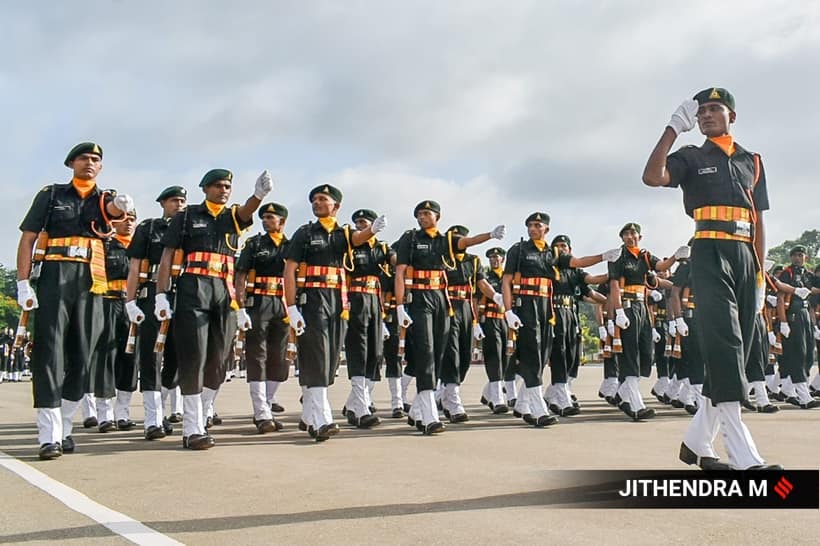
xmin=92 ymin=209 xmax=139 ymax=433
xmin=235 ymin=202 xmax=291 ymax=433
xmin=502 ymin=212 xmax=618 ymax=427
xmin=341 ymin=208 xmax=393 ymax=429
xmin=125 ymin=186 xmax=187 ymax=440
xmin=156 ymin=169 xmax=272 ymax=450
xmin=17 ymin=142 xmax=134 ymax=459
xmin=283 ymin=185 xmax=386 ymax=442
xmin=776 ymin=245 xmax=819 ymax=408
xmin=395 ymin=201 xmax=505 ymax=434
xmin=478 ymin=247 xmax=511 ymax=413
xmin=644 ymin=86 xmax=780 ymax=470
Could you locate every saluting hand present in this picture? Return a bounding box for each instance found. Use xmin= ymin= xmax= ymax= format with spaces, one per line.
xmin=794 ymin=286 xmax=811 ymax=300
xmin=371 ymin=215 xmax=387 ymax=234
xmin=602 ymin=248 xmax=621 ymax=262
xmin=673 ymin=245 xmax=691 ymax=260
xmin=113 ymin=193 xmax=135 ymax=214
xmin=490 ymin=225 xmax=506 ymax=240
xmin=254 ymin=170 xmax=273 ymax=200
xmin=668 ymin=99 xmax=699 ymax=135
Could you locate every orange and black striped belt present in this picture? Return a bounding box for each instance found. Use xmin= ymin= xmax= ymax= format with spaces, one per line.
xmin=484 ymin=310 xmax=505 ymax=320
xmin=297 ymin=265 xmax=346 ymax=289
xmin=44 ymin=236 xmax=108 ymax=294
xmin=447 ymin=284 xmax=471 ymax=300
xmin=406 ymin=270 xmax=445 ymax=291
xmin=349 ymin=275 xmax=380 ymax=295
xmin=513 ymin=277 xmax=552 ymax=298
xmin=104 ymin=278 xmax=127 ymax=299
xmin=251 ymin=275 xmax=284 ymax=297
xmin=185 ymin=251 xmax=235 ymax=279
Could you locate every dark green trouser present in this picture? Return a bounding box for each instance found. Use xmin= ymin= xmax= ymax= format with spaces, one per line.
xmin=91 ymin=297 xmax=136 ymax=398
xmin=549 ymin=306 xmax=575 ymax=384
xmin=440 ymin=299 xmax=472 ymax=384
xmin=514 ymin=295 xmax=553 ymax=388
xmin=383 ymin=310 xmax=401 ymax=378
xmin=246 ymin=294 xmax=289 ymax=382
xmin=744 ymin=313 xmax=767 ymax=383
xmin=616 ymin=301 xmax=653 ymax=380
xmin=407 ymin=289 xmax=450 ymax=392
xmin=481 ymin=317 xmax=507 ymax=382
xmin=31 ymin=261 xmax=103 ymax=407
xmin=691 ymin=239 xmax=756 ymax=404
xmin=296 ymin=287 xmax=346 ymax=387
xmin=344 ymin=292 xmax=383 ymax=379
xmin=136 ymin=283 xmax=178 ymax=392
xmin=781 ymin=307 xmax=814 ymax=382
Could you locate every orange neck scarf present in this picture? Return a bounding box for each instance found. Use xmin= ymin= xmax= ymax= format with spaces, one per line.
xmin=269 ymin=232 xmax=284 ymax=246
xmin=709 ymin=134 xmax=735 ymax=157
xmin=114 ymin=234 xmax=132 ymax=248
xmin=72 ymin=177 xmax=96 ymax=199
xmin=205 ymin=200 xmax=225 ymax=218
xmin=626 ymin=246 xmax=641 ymax=258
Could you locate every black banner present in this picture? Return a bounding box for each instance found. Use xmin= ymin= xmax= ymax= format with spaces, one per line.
xmin=536 ymin=470 xmax=819 ymax=509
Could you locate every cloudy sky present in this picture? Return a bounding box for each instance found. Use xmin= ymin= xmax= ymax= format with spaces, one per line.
xmin=2 ymin=1 xmax=818 ymax=274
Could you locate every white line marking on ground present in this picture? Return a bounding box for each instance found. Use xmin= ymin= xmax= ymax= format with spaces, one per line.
xmin=0 ymin=449 xmax=182 ymax=545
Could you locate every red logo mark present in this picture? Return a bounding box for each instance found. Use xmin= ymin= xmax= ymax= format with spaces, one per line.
xmin=773 ymin=477 xmax=793 ymax=500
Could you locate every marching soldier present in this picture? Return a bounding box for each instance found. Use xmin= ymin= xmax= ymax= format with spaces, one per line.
xmin=341 ymin=208 xmax=393 ymax=429
xmin=606 ymin=223 xmax=684 ymax=421
xmin=92 ymin=209 xmax=139 ymax=432
xmin=395 ymin=201 xmax=505 ymax=434
xmin=235 ymin=202 xmax=291 ymax=433
xmin=478 ymin=247 xmax=511 ymax=413
xmin=644 ymin=86 xmax=781 ymax=469
xmin=502 ymin=212 xmax=619 ymax=427
xmin=156 ymin=169 xmax=272 ymax=450
xmin=380 ymin=242 xmax=405 ymax=418
xmin=776 ymin=245 xmax=819 ymax=408
xmin=17 ymin=142 xmax=134 ymax=459
xmin=125 ymin=186 xmax=187 ymax=440
xmin=283 ymin=185 xmax=386 ymax=442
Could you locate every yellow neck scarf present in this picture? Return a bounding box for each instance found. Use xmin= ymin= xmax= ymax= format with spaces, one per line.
xmin=318 ymin=216 xmax=337 ymax=233
xmin=492 ymin=267 xmax=504 ymax=278
xmin=269 ymin=232 xmax=284 ymax=246
xmin=424 ymin=227 xmax=439 ymax=238
xmin=72 ymin=177 xmax=96 ymax=199
xmin=205 ymin=200 xmax=225 ymax=218
xmin=456 ymin=253 xmax=465 ymax=261
xmin=709 ymin=134 xmax=735 ymax=157
xmin=533 ymin=239 xmax=546 ymax=251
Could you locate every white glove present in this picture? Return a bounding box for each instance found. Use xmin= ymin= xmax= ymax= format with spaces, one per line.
xmin=505 ymin=310 xmax=523 ymax=330
xmin=779 ymin=322 xmax=791 ymax=338
xmin=598 ymin=326 xmax=608 ymax=342
xmin=755 ymin=279 xmax=765 ymax=312
xmin=668 ymin=320 xmax=677 ymax=337
xmin=253 ymin=170 xmax=273 ymax=200
xmin=614 ymin=308 xmax=630 ymax=330
xmin=113 ymin=193 xmax=135 ymax=214
xmin=492 ymin=292 xmax=505 ymax=309
xmin=287 ymin=305 xmax=306 ymax=336
xmin=237 ymin=308 xmax=252 ymax=331
xmin=490 ymin=225 xmax=506 ymax=240
xmin=652 ymin=329 xmax=661 ymax=343
xmin=675 ymin=317 xmax=689 ymax=337
xmin=472 ymin=323 xmax=485 ymax=340
xmin=382 ymin=322 xmax=390 ymax=340
xmin=794 ymin=286 xmax=811 ymax=300
xmin=649 ymin=289 xmax=663 ymax=302
xmin=154 ymin=293 xmax=172 ymax=321
xmin=125 ymin=300 xmax=145 ymax=324
xmin=16 ymin=280 xmax=38 ymax=311
xmin=371 ymin=215 xmax=387 ymax=234
xmin=397 ymin=305 xmax=413 ymax=328
xmin=768 ymin=331 xmax=777 ymax=346
xmin=602 ymin=248 xmax=622 ymax=262
xmin=766 ymin=295 xmax=778 ymax=308
xmin=607 ymin=319 xmax=615 ymax=337
xmin=667 ymin=99 xmax=699 ymax=135
xmin=814 ymin=326 xmax=820 ymax=341
xmin=673 ymin=245 xmax=691 ymax=260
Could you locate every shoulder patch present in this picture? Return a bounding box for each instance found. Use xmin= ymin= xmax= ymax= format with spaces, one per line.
xmin=677 ymin=145 xmax=697 ymax=151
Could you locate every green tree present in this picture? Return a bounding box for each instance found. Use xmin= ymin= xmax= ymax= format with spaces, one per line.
xmin=0 ymin=264 xmax=21 ymax=331
xmin=578 ymin=302 xmax=602 ymax=363
xmin=767 ymin=229 xmax=819 ymax=269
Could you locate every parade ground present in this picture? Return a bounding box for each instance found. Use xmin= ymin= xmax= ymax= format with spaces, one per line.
xmin=0 ymin=365 xmax=818 ymax=545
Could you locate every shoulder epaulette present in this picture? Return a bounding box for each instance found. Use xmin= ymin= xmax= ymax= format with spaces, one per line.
xmin=678 ymin=144 xmax=697 ymax=151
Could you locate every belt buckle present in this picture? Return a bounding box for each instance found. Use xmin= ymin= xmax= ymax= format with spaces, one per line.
xmin=68 ymin=246 xmax=89 ymax=259
xmin=208 ymin=261 xmax=224 ymax=273
xmin=734 ymin=220 xmax=751 ymax=238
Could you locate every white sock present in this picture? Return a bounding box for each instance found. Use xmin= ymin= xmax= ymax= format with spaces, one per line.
xmin=182 ymin=394 xmax=204 ymax=437
xmin=505 ymin=380 xmax=518 ymax=401
xmin=752 ymin=381 xmax=770 ymax=407
xmin=249 ymin=381 xmax=272 ymax=421
xmin=266 ymin=380 xmax=281 ymax=405
xmin=388 ymin=377 xmax=403 ymax=409
xmin=346 ymin=377 xmax=369 ymax=418
xmin=525 ymin=385 xmax=548 ymax=417
xmin=37 ymin=407 xmax=62 ymax=445
xmin=717 ymin=401 xmax=764 ymax=469
xmin=96 ymin=397 xmax=114 ymax=422
xmin=400 ymin=373 xmax=414 ymax=402
xmin=114 ymin=390 xmax=132 ymax=421
xmin=683 ymin=399 xmax=720 ymax=458
xmin=201 ymin=387 xmax=218 ymax=424
xmin=81 ymin=393 xmax=95 ymax=420
xmin=61 ymin=399 xmax=80 ymax=439
xmin=143 ymin=391 xmax=162 ymax=429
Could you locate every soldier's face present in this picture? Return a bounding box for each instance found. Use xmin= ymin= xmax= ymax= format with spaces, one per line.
xmin=527 ymin=221 xmax=549 ymax=240
xmin=115 ymin=216 xmax=136 ymax=236
xmin=621 ymin=229 xmax=640 ymax=248
xmin=354 ymin=218 xmax=372 ymax=232
xmin=70 ymin=153 xmax=102 ymax=180
xmin=488 ymin=254 xmax=503 ymax=269
xmin=311 ymin=193 xmax=339 ymax=218
xmin=697 ymin=102 xmax=735 ymax=137
xmin=262 ymin=212 xmax=283 ymax=232
xmin=415 ymin=210 xmax=437 ymax=229
xmin=161 ymin=196 xmax=186 ymax=218
xmin=790 ymin=252 xmax=806 ymax=266
xmin=204 ymin=181 xmax=231 ymax=204
xmin=554 ymin=241 xmax=570 ymax=255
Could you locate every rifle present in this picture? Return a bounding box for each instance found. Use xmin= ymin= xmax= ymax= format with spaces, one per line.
xmin=13 ymin=309 xmax=30 ymax=349
xmin=286 ymin=328 xmax=298 ymax=361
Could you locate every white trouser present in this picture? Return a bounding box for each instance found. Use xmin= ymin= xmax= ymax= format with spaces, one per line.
xmin=345 ymin=377 xmax=370 ymax=418
xmin=598 ymin=376 xmax=619 ymax=397
xmin=442 ymin=383 xmax=465 ymax=415
xmin=143 ymin=391 xmax=163 ymax=429
xmin=183 ymin=394 xmax=204 ymax=437
xmin=416 ymin=389 xmax=439 ymax=426
xmin=81 ymin=393 xmax=95 ymax=420
xmin=61 ymin=399 xmax=80 ymax=439
xmin=482 ymin=381 xmax=505 ymax=406
xmin=250 ymin=382 xmax=272 ymax=421
xmin=388 ymin=377 xmax=403 ymax=409
xmin=617 ymin=376 xmax=646 ymax=411
xmin=717 ymin=401 xmax=765 ymax=469
xmin=37 ymin=407 xmax=62 ymax=445
xmin=750 ymin=380 xmax=770 ymax=407
xmin=114 ymin=390 xmax=132 ymax=421
xmin=96 ymin=397 xmax=114 ymax=423
xmin=201 ymin=387 xmax=219 ymax=423
xmin=525 ymin=386 xmax=549 ymax=418
xmin=266 ymin=380 xmax=282 ymax=406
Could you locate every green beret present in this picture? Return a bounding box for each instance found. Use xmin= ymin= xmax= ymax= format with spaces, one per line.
xmin=619 ymin=222 xmax=641 ymax=236
xmin=485 ymin=247 xmax=506 ymax=258
xmin=790 ymin=245 xmax=807 ymax=255
xmin=308 ymin=184 xmax=343 ymax=203
xmin=447 ymin=225 xmax=469 ymax=237
xmin=64 ymin=142 xmax=103 ymax=166
xmin=352 ymin=209 xmax=378 ymax=222
xmin=525 ymin=212 xmax=550 ymax=225
xmin=551 ymin=234 xmax=571 ymax=248
xmin=200 ymin=169 xmax=233 ymax=188
xmin=258 ymin=202 xmax=288 ymax=219
xmin=414 ymin=200 xmax=441 ymax=216
xmin=156 ymin=186 xmax=187 ymax=202
xmin=693 ymin=87 xmax=735 ymax=112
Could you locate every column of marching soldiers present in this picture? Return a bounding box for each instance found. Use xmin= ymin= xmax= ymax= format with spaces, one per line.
xmin=10 ymin=141 xmax=820 ymax=459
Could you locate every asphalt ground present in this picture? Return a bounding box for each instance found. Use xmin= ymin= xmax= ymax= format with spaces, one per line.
xmin=1 ymin=364 xmax=818 ymax=545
